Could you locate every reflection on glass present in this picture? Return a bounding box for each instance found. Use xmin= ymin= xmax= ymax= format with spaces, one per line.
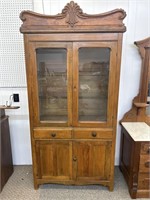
xmin=78 ymin=48 xmax=110 ymax=121
xmin=146 ymin=81 xmax=150 ymax=115
xmin=36 ymin=48 xmax=67 ymax=121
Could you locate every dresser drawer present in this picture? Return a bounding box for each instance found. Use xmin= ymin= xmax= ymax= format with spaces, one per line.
xmin=141 ymin=143 xmax=150 ymax=155
xmin=34 ymin=128 xmax=72 ymax=139
xmin=73 ymin=129 xmax=113 ymax=139
xmin=139 ymin=155 xmax=150 ymax=173
xmin=138 ymin=173 xmax=150 ymax=189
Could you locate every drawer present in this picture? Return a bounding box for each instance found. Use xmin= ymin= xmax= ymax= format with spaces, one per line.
xmin=141 ymin=143 xmax=150 ymax=155
xmin=139 ymin=155 xmax=150 ymax=173
xmin=138 ymin=173 xmax=150 ymax=189
xmin=34 ymin=128 xmax=72 ymax=139
xmin=73 ymin=129 xmax=113 ymax=139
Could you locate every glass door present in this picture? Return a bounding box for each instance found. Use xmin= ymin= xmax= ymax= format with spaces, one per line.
xmin=73 ymin=42 xmax=117 ymax=127
xmin=30 ymin=42 xmax=72 ymax=126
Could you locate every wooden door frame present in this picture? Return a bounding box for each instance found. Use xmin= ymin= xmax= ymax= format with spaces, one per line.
xmin=72 ymin=41 xmax=118 ymax=128
xmin=28 ymin=41 xmax=73 ymax=127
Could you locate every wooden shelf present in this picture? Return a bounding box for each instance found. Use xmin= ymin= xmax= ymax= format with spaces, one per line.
xmin=133 ymin=102 xmax=149 ymax=108
xmin=0 ymin=106 xmax=20 ymax=109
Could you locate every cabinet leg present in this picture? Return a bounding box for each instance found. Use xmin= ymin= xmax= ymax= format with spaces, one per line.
xmin=108 ymin=183 xmax=114 ymax=191
xmin=34 ymin=181 xmax=39 ymax=190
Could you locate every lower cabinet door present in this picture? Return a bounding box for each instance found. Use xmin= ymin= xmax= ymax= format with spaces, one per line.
xmin=35 ymin=140 xmax=72 ymax=181
xmin=73 ymin=141 xmax=111 ymax=181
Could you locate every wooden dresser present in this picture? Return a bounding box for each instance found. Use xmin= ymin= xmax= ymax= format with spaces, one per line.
xmin=120 ymin=122 xmax=150 ymax=198
xmin=120 ymin=37 xmax=150 ymax=198
xmin=0 ymin=109 xmax=13 ymax=192
xmin=0 ymin=106 xmax=19 ymax=192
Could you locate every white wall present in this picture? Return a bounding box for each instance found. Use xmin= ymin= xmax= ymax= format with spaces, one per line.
xmin=0 ymin=88 xmax=32 ymax=164
xmin=1 ymin=0 xmax=150 ymax=165
xmin=1 ymin=0 xmax=33 ymax=165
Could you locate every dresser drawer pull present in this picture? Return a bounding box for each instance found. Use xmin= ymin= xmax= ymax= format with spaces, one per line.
xmin=51 ymin=133 xmax=56 ymax=137
xmin=91 ymin=132 xmax=97 ymax=137
xmin=145 ymin=161 xmax=150 ymax=168
xmin=147 ymin=147 xmax=150 ymax=154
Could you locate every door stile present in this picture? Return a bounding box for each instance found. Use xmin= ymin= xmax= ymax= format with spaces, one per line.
xmin=69 ymin=141 xmax=73 ymax=180
xmin=29 ymin=42 xmax=40 ymax=127
xmin=72 ymin=141 xmax=78 ymax=181
xmin=67 ymin=43 xmax=73 ymax=127
xmin=72 ymin=43 xmax=79 ymax=127
xmin=105 ymin=43 xmax=117 ymax=127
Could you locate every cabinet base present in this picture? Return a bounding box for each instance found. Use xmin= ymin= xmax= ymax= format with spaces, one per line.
xmin=119 ymin=165 xmax=150 ymax=199
xmin=34 ymin=179 xmax=113 ymax=191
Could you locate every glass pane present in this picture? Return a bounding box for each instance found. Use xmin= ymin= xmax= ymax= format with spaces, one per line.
xmin=36 ymin=48 xmax=67 ymax=121
xmin=78 ymin=47 xmax=110 ymax=121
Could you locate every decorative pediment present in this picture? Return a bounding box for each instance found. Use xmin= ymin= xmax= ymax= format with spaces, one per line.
xmin=121 ymin=37 xmax=150 ymax=124
xmin=61 ymin=1 xmax=83 ymax=27
xmin=134 ymin=37 xmax=150 ymax=59
xmin=20 ymin=1 xmax=126 ymax=33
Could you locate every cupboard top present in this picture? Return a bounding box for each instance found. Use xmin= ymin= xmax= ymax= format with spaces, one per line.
xmin=20 ymin=1 xmax=126 ymax=34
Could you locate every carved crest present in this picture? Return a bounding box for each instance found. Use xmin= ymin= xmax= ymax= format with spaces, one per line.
xmin=20 ymin=1 xmax=126 ymax=33
xmin=61 ymin=1 xmax=83 ymax=27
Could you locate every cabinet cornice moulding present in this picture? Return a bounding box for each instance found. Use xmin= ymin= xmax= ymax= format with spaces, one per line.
xmin=134 ymin=37 xmax=150 ymax=59
xmin=20 ymin=1 xmax=126 ymax=33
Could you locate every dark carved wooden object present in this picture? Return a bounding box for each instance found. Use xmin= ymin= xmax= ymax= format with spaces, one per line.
xmin=119 ymin=124 xmax=150 ymax=198
xmin=121 ymin=37 xmax=150 ymax=124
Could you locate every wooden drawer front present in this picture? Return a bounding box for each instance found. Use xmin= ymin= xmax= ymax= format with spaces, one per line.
xmin=139 ymin=155 xmax=150 ymax=173
xmin=141 ymin=143 xmax=150 ymax=155
xmin=34 ymin=129 xmax=72 ymax=139
xmin=138 ymin=173 xmax=150 ymax=189
xmin=73 ymin=129 xmax=113 ymax=139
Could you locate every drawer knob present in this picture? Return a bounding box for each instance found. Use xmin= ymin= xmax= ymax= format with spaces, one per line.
xmin=91 ymin=132 xmax=97 ymax=137
xmin=73 ymin=156 xmax=77 ymax=162
xmin=145 ymin=161 xmax=150 ymax=168
xmin=51 ymin=133 xmax=56 ymax=137
xmin=147 ymin=147 xmax=150 ymax=154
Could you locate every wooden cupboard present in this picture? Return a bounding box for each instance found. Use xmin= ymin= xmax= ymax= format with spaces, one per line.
xmin=20 ymin=1 xmax=126 ymax=190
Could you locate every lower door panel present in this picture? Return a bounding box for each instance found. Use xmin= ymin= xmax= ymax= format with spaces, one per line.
xmin=35 ymin=140 xmax=72 ymax=181
xmin=72 ymin=140 xmax=112 ymax=181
